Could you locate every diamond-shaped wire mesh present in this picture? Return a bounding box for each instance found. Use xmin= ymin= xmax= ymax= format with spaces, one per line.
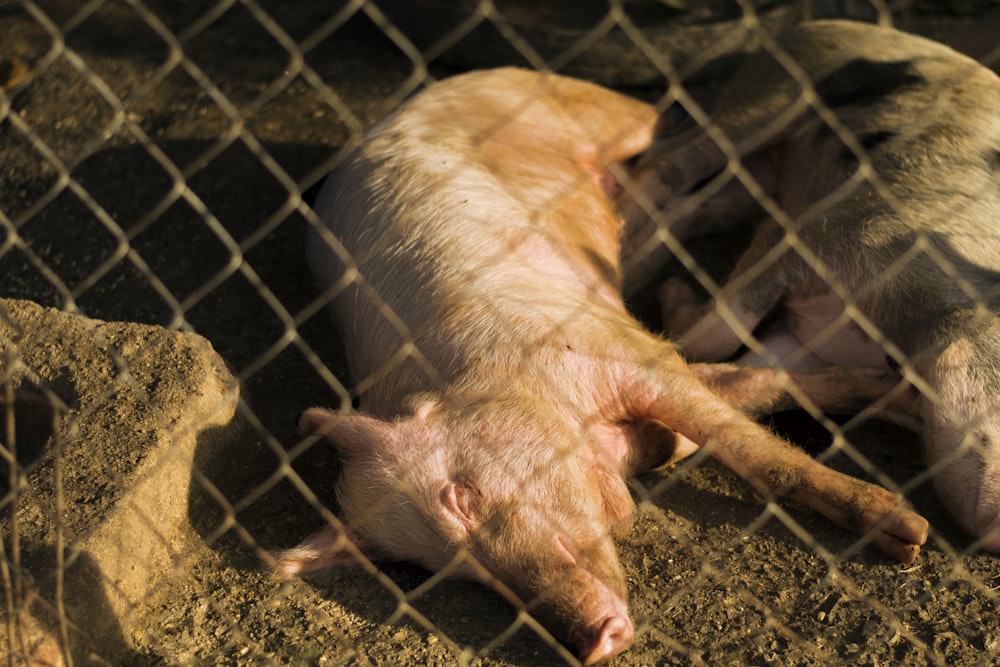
xmin=2 ymin=0 xmax=999 ymax=665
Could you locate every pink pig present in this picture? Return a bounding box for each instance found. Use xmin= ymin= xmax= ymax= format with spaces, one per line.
xmin=273 ymin=68 xmax=927 ymax=663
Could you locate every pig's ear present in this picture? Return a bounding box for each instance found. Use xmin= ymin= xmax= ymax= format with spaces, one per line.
xmin=299 ymin=407 xmax=396 ymax=454
xmin=270 ymin=522 xmax=386 ymax=577
xmin=440 ymin=479 xmax=481 ymax=531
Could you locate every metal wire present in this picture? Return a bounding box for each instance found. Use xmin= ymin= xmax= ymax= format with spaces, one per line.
xmin=1 ymin=1 xmax=998 ymax=665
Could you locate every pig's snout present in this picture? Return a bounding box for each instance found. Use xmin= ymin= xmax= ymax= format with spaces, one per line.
xmin=551 ymin=534 xmax=634 ymax=663
xmin=575 ymin=615 xmax=635 ymax=665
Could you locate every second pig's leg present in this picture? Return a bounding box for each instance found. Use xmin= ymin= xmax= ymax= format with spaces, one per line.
xmin=659 ymin=219 xmax=792 ymax=362
xmin=689 ymin=363 xmax=918 ymax=421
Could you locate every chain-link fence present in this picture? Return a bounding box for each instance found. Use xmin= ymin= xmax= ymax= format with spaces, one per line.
xmin=2 ymin=0 xmax=999 ymax=665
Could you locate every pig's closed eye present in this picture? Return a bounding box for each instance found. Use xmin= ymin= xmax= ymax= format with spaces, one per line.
xmin=441 ymin=479 xmax=481 ymax=530
xmin=554 ymin=534 xmax=579 ymax=566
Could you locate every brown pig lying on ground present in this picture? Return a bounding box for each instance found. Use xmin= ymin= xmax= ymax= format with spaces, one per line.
xmin=273 ymin=67 xmax=928 ymax=664
xmin=622 ymin=20 xmax=1000 ymax=552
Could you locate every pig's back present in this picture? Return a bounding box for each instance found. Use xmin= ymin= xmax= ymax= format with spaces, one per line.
xmin=771 ymin=23 xmax=1000 ymax=346
xmin=307 ymin=111 xmax=508 ymax=399
xmin=308 ymin=69 xmax=655 ymax=406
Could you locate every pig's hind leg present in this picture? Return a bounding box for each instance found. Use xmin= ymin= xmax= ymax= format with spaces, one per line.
xmin=642 ymin=363 xmax=916 ymax=472
xmin=633 ymin=351 xmax=929 ymax=563
xmin=690 ymin=363 xmax=916 ymax=420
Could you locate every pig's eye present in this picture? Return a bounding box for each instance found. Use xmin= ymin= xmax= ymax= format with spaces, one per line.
xmin=554 ymin=534 xmax=579 ymax=566
xmin=440 ymin=479 xmax=481 ymax=530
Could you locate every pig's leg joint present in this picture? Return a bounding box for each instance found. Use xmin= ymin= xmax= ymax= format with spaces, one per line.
xmin=762 ymin=461 xmax=812 ymax=499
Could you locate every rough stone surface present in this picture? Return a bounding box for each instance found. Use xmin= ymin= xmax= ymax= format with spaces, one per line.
xmin=0 ymin=298 xmax=243 ymax=665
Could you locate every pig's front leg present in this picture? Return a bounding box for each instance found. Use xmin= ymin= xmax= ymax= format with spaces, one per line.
xmin=269 ymin=522 xmax=379 ymax=577
xmin=629 ymin=364 xmax=918 ymax=474
xmin=630 ymin=352 xmax=928 ymax=563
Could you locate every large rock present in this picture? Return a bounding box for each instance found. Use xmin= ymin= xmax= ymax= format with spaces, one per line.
xmin=0 ymin=299 xmax=244 ymax=665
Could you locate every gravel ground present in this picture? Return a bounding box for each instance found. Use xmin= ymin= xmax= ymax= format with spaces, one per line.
xmin=1 ymin=1 xmax=998 ymax=665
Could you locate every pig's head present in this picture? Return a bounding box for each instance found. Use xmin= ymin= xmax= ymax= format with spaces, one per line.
xmin=290 ymin=394 xmax=638 ymax=664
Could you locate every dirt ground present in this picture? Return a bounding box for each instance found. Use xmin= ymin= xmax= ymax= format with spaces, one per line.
xmin=2 ymin=0 xmax=999 ymax=665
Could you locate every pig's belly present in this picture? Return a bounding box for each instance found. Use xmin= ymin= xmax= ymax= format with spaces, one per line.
xmin=771 ymin=292 xmax=890 ymax=370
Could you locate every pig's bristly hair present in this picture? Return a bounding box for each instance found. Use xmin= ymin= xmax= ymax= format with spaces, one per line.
xmin=310 ymin=69 xmax=655 ymax=417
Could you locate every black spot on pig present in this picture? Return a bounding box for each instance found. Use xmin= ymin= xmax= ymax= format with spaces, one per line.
xmin=815 ymin=59 xmax=925 ymax=109
xmin=859 ymin=130 xmax=897 ymax=152
xmin=977 ymin=431 xmax=990 ymax=450
xmin=885 ymin=355 xmax=901 ymax=373
xmin=989 ymin=150 xmax=1000 ymax=173
xmin=838 ymin=130 xmax=897 ymax=163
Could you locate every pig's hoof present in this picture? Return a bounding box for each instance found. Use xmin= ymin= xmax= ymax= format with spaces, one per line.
xmin=868 ymin=506 xmax=929 ymax=565
xmin=658 ymin=277 xmax=700 ymax=337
